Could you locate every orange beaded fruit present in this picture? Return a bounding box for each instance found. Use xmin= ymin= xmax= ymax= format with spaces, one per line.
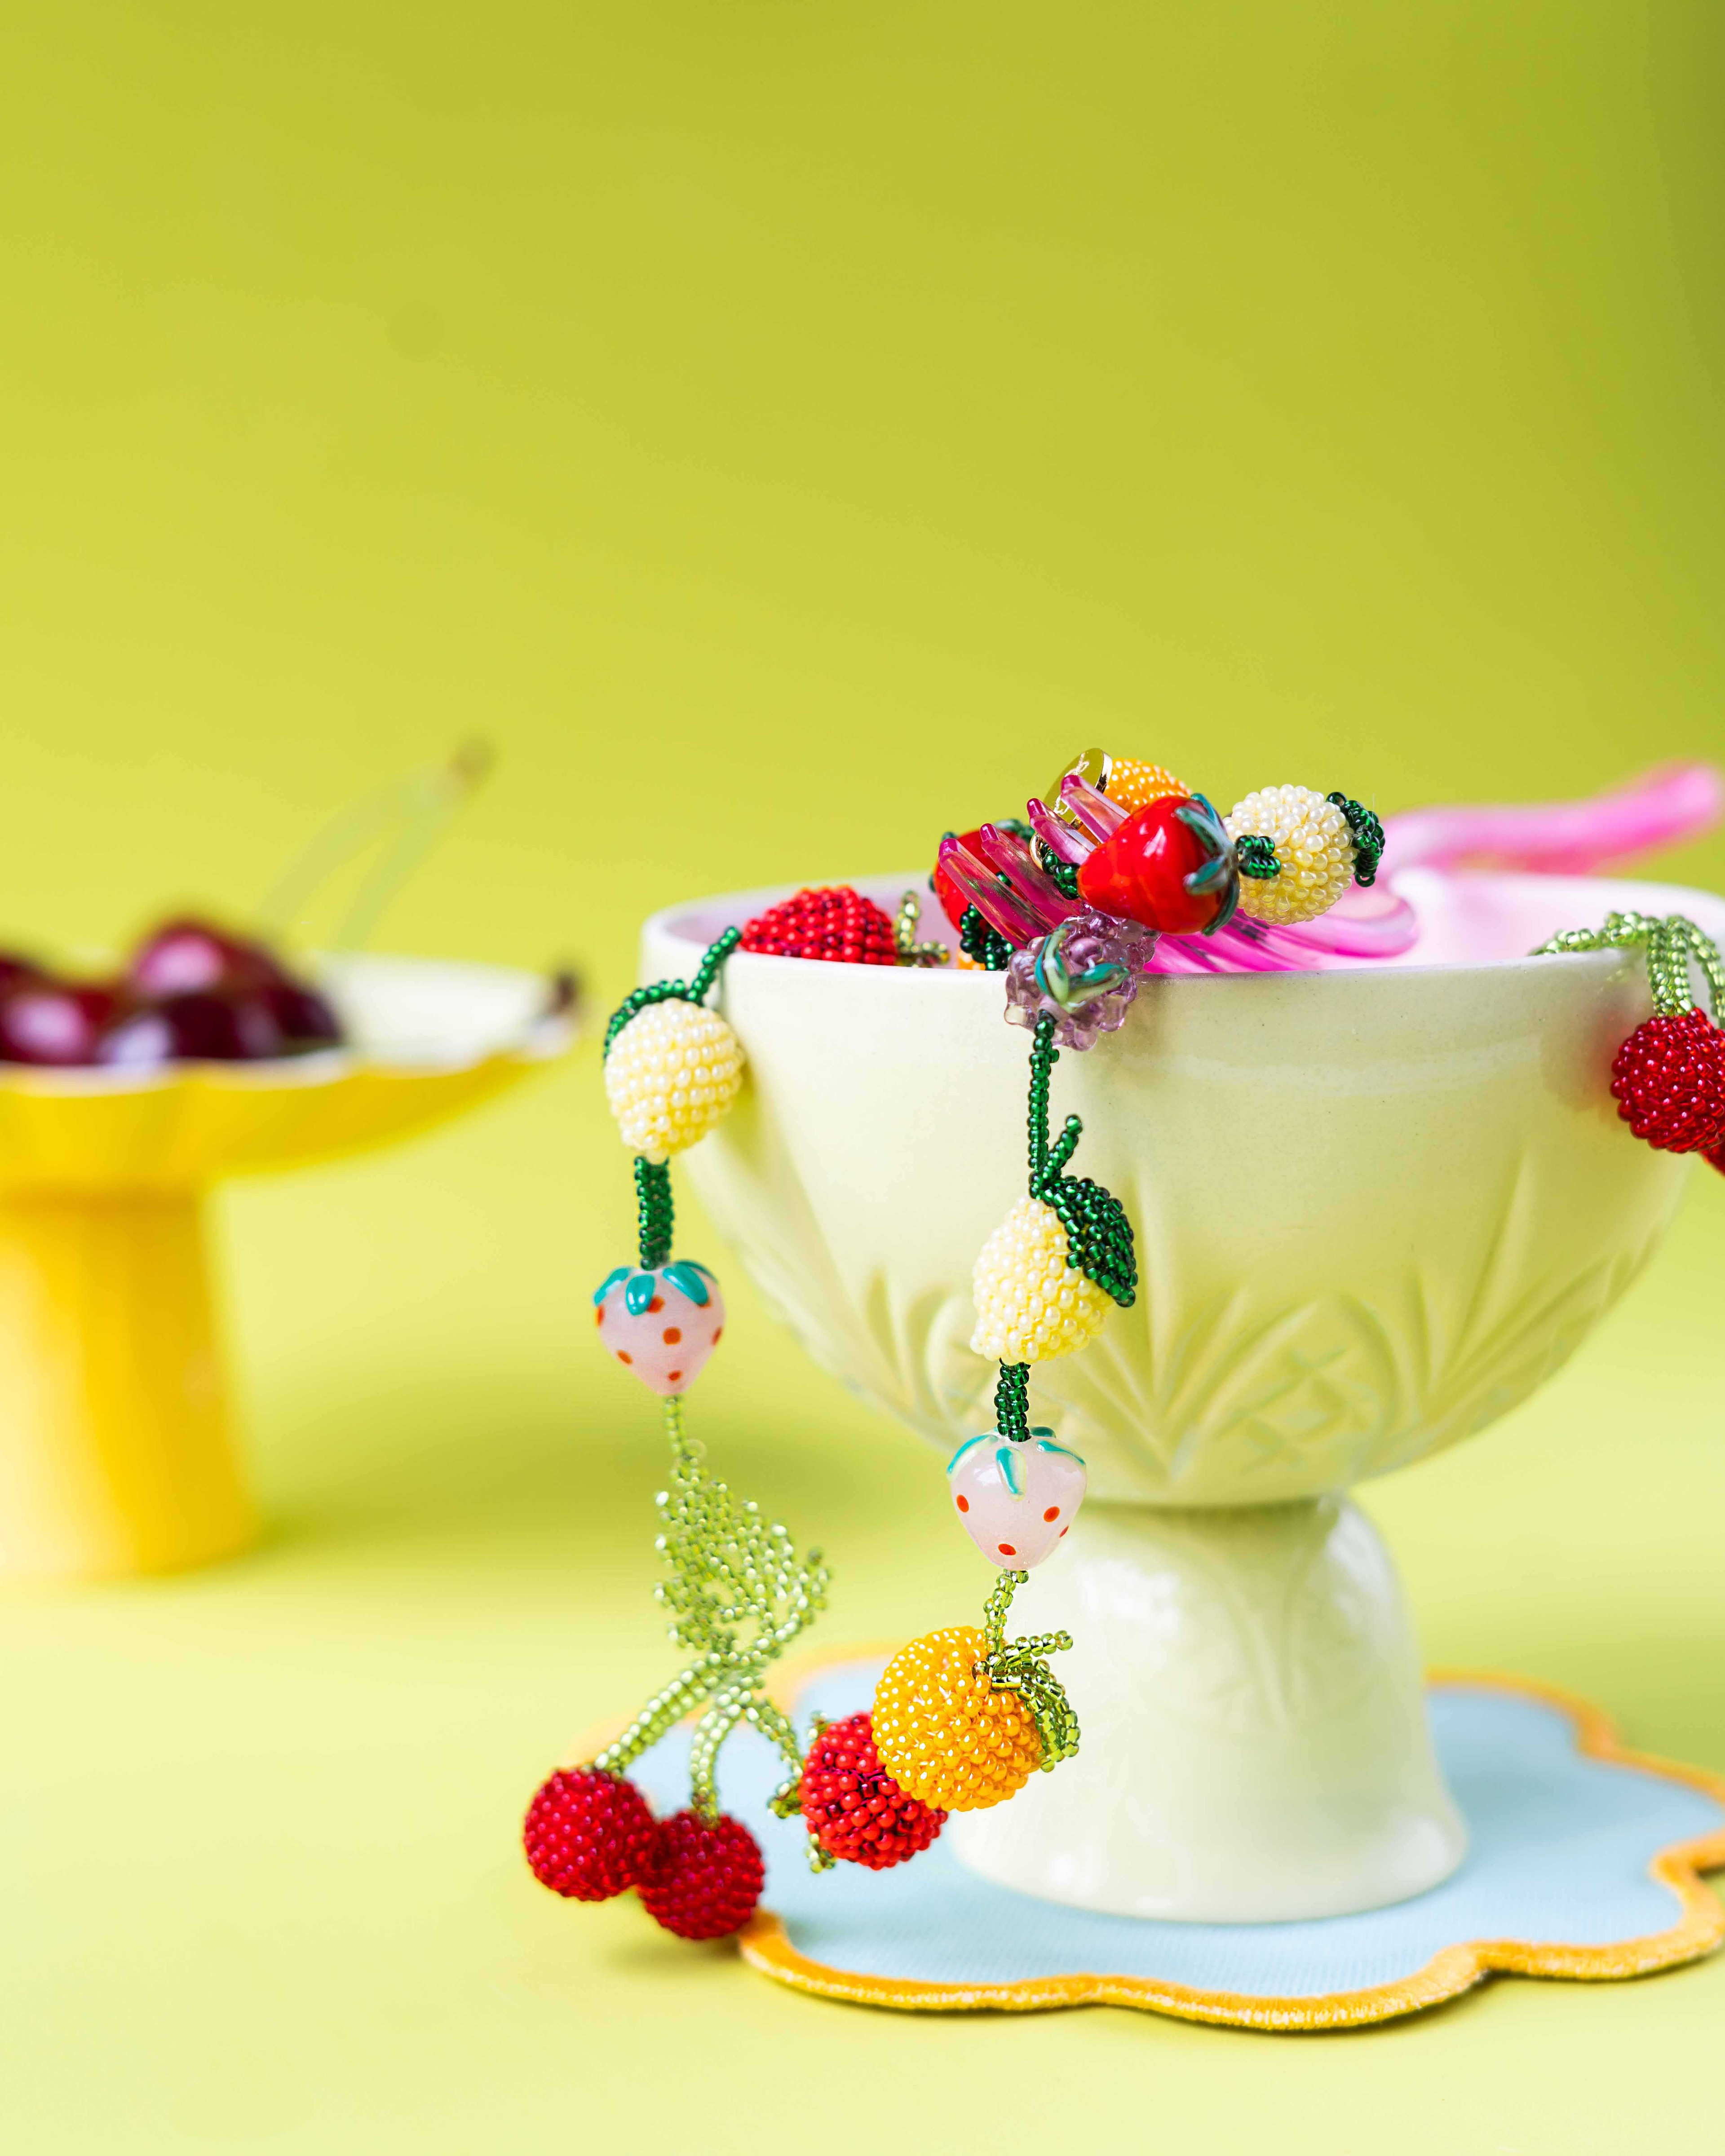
xmin=870 ymin=1627 xmax=1043 ymax=1811
xmin=1104 ymin=756 xmax=1187 ymax=813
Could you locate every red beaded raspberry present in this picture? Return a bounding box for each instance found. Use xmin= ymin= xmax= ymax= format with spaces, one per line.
xmin=637 ymin=1810 xmax=765 ymax=1939
xmin=800 ymin=1711 xmax=947 ymax=1870
xmin=739 ymin=886 xmax=898 ymax=965
xmin=522 ymin=1768 xmax=661 ymax=1901
xmin=1609 ymin=1010 xmax=1725 ymax=1152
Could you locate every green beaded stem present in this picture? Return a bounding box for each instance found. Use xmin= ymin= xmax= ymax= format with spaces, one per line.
xmin=893 ymin=888 xmax=950 ymax=968
xmin=980 ymin=1570 xmax=1081 ymax=1772
xmin=1531 ymin=910 xmax=1724 ymax=1021
xmin=1024 ymin=1012 xmax=1137 ymax=1308
xmin=959 ymin=904 xmax=1013 ymax=971
xmin=1327 ymin=792 xmax=1385 ymax=887
xmin=1234 ymin=833 xmax=1280 ymax=880
xmin=590 ymin=1396 xmax=833 ymax=1868
xmin=1034 ymin=840 xmax=1082 ymax=901
xmin=633 ymin=1156 xmax=674 ymax=1269
xmin=602 ymin=925 xmax=741 ymax=1056
xmin=994 ymin=1362 xmax=1031 ymax=1441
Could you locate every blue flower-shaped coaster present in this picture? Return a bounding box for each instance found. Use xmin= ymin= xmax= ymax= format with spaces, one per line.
xmin=625 ymin=1655 xmax=1725 ymax=2030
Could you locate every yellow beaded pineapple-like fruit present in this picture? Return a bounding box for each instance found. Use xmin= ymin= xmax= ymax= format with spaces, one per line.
xmin=1225 ymin=785 xmax=1355 ymax=926
xmin=970 ymin=1196 xmax=1110 ymax=1363
xmin=604 ymin=999 xmax=744 ymax=1162
xmin=871 ymin=1627 xmax=1044 ymax=1811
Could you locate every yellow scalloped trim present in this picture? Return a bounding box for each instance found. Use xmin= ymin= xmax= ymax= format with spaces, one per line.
xmin=561 ymin=1653 xmax=1725 ymax=2029
xmin=736 ymin=1660 xmax=1725 ymax=2028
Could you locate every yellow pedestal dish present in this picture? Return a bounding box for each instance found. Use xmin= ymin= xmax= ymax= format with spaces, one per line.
xmin=0 ymin=954 xmax=572 ymax=1582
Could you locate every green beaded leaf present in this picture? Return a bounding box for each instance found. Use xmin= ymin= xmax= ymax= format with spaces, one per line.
xmin=623 ymin=1270 xmax=660 ymax=1315
xmin=592 ymin=1265 xmax=631 ymax=1305
xmin=1040 ymin=1171 xmax=1137 ymax=1308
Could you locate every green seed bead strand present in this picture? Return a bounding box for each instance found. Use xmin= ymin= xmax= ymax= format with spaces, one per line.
xmin=1530 ymin=911 xmax=1725 ymax=1021
xmin=1327 ymin=793 xmax=1385 ymax=886
xmin=994 ymin=1362 xmax=1031 ymax=1441
xmin=602 ymin=925 xmax=742 ymax=1056
xmin=1022 ymin=1012 xmax=1137 ymax=1308
xmin=1034 ymin=840 xmax=1081 ymax=901
xmin=589 ymin=1388 xmax=831 ymax=1855
xmin=959 ymin=905 xmax=1013 ymax=970
xmin=978 ymin=1569 xmax=1080 ymax=1772
xmin=634 ymin=1156 xmax=675 ymax=1269
xmin=1234 ymin=833 xmax=1280 ymax=880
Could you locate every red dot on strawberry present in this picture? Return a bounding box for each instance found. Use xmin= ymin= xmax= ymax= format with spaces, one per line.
xmin=1609 ymin=1010 xmax=1725 ymax=1153
xmin=739 ymin=887 xmax=898 ymax=966
xmin=799 ymin=1711 xmax=946 ymax=1871
xmin=522 ymin=1767 xmax=661 ymax=1902
xmin=637 ymin=1810 xmax=764 ymax=1939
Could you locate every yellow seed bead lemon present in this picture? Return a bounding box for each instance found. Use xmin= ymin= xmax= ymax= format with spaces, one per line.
xmin=1225 ymin=784 xmax=1354 ymax=926
xmin=970 ymin=1196 xmax=1110 ymax=1364
xmin=871 ymin=1627 xmax=1043 ymax=1811
xmin=604 ymin=999 xmax=744 ymax=1162
xmin=1104 ymin=756 xmax=1187 ymax=813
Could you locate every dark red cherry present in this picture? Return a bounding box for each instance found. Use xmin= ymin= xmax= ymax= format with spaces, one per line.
xmin=127 ymin=917 xmax=289 ymax=999
xmin=0 ymin=951 xmax=44 ymax=997
xmin=252 ymin=982 xmax=342 ymax=1051
xmin=105 ymin=991 xmax=256 ymax=1064
xmin=1077 ymin=795 xmax=1240 ymax=935
xmin=0 ymin=980 xmax=118 ymax=1065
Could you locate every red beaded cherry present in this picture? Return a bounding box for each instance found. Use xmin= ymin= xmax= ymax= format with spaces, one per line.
xmin=799 ymin=1711 xmax=946 ymax=1870
xmin=739 ymin=886 xmax=898 ymax=965
xmin=637 ymin=1810 xmax=765 ymax=1939
xmin=1077 ymin=795 xmax=1239 ymax=935
xmin=1609 ymin=1010 xmax=1725 ymax=1153
xmin=522 ymin=1767 xmax=663 ymax=1902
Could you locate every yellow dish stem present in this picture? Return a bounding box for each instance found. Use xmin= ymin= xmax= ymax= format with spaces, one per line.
xmin=0 ymin=1191 xmax=252 ymax=1579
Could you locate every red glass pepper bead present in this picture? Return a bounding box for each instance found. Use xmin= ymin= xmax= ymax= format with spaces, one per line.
xmin=1077 ymin=795 xmax=1237 ymax=935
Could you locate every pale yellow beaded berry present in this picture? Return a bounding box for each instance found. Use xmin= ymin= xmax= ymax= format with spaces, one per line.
xmin=871 ymin=1627 xmax=1043 ymax=1811
xmin=604 ymin=999 xmax=744 ymax=1162
xmin=970 ymin=1196 xmax=1110 ymax=1364
xmin=1225 ymin=784 xmax=1354 ymax=926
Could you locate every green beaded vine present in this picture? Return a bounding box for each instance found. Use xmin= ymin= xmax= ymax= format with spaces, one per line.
xmin=1531 ymin=910 xmax=1724 ymax=1019
xmin=1026 ymin=1012 xmax=1137 ymax=1308
xmin=602 ymin=925 xmax=740 ymax=1056
xmin=981 ymin=1569 xmax=1080 ymax=1773
xmin=591 ymin=932 xmax=835 ymax=1869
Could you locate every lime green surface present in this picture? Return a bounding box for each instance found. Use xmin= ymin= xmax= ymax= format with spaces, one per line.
xmin=3 ymin=5 xmax=1725 ymax=2151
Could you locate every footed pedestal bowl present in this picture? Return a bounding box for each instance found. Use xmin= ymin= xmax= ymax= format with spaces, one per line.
xmin=644 ymin=869 xmax=1725 ymax=1922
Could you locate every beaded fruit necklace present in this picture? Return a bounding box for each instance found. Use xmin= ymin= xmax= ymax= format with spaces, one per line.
xmin=522 ymin=749 xmax=1725 ymax=1952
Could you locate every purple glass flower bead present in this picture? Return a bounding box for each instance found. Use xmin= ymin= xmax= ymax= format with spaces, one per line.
xmin=1004 ymin=911 xmax=1156 ymax=1049
xmin=947 ymin=1429 xmax=1087 ymax=1569
xmin=593 ymin=1261 xmax=725 ymax=1395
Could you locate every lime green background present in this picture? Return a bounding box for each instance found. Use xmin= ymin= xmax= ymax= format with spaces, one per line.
xmin=3 ymin=5 xmax=1725 ymax=2150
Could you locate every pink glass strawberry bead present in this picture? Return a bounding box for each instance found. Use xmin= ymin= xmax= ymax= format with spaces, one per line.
xmin=947 ymin=1431 xmax=1086 ymax=1569
xmin=592 ymin=1262 xmax=725 ymax=1395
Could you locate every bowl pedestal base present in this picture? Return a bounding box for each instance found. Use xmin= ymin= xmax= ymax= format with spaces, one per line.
xmin=950 ymin=1497 xmax=1467 ymax=1922
xmin=0 ymin=1193 xmax=255 ymax=1581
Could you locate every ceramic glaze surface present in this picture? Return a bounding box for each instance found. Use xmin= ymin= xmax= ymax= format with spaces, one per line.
xmin=645 ymin=871 xmax=1725 ymax=1508
xmin=949 ymin=1499 xmax=1466 ymax=1920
